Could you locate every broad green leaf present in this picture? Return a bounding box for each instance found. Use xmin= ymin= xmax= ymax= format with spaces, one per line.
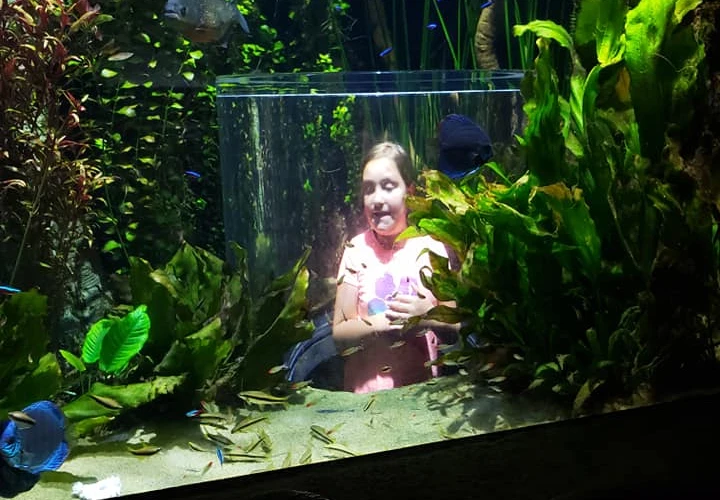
xmin=0 ymin=353 xmax=61 ymax=416
xmin=184 ymin=318 xmax=232 ymax=383
xmin=573 ymin=378 xmax=604 ymax=414
xmin=514 ymin=20 xmax=573 ymax=51
xmin=574 ymin=0 xmax=627 ymax=66
xmin=238 ymin=266 xmax=313 ymax=391
xmin=82 ymin=306 xmax=150 ymax=374
xmin=673 ymin=0 xmax=703 ymax=25
xmin=116 ymin=105 xmax=137 ymax=117
xmin=0 ymin=290 xmax=49 ymax=386
xmin=59 ymin=349 xmax=86 ymax=372
xmin=423 ymin=305 xmax=469 ymax=324
xmin=625 ymin=0 xmax=676 ymax=161
xmin=63 ymin=376 xmax=186 ymax=423
xmin=101 ymin=240 xmax=121 ymax=253
xmin=533 ymin=183 xmax=601 ymax=280
xmin=535 ymin=362 xmax=560 ymax=378
xmin=100 ymin=69 xmax=117 ymax=78
xmin=81 ymin=318 xmax=113 ymax=364
xmin=421 ymin=170 xmax=473 ymax=215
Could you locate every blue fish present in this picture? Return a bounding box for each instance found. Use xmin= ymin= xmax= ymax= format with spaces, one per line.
xmin=185 ymin=170 xmax=201 ymax=179
xmin=437 ymin=114 xmax=493 ymax=180
xmin=378 ymin=47 xmax=393 ymax=57
xmin=216 ymin=446 xmax=224 ymax=466
xmin=0 ymin=401 xmax=69 ymax=475
xmin=481 ymin=0 xmax=494 ymax=8
xmin=0 ymin=285 xmax=20 ymax=295
xmin=426 ymin=23 xmax=438 ymax=30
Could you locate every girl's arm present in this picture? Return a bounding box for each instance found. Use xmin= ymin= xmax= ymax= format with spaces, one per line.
xmin=332 ymin=282 xmax=401 ymax=347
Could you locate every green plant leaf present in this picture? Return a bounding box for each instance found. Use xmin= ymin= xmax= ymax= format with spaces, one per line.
xmin=82 ymin=318 xmax=113 ymax=364
xmin=533 ymin=183 xmax=601 ymax=281
xmin=82 ymin=306 xmax=150 ymax=374
xmin=423 ymin=305 xmax=470 ymax=324
xmin=514 ymin=20 xmax=573 ymax=51
xmin=0 ymin=290 xmax=49 ymax=386
xmin=184 ymin=317 xmax=232 ymax=383
xmin=101 ymin=240 xmax=121 ymax=253
xmin=573 ymin=378 xmax=604 ymax=414
xmin=59 ymin=349 xmax=86 ymax=372
xmin=238 ymin=266 xmax=314 ymax=391
xmin=0 ymin=353 xmax=61 ymax=416
xmin=63 ymin=376 xmax=186 ymax=424
xmin=575 ymin=0 xmax=627 ymax=67
xmin=625 ymin=0 xmax=684 ymax=161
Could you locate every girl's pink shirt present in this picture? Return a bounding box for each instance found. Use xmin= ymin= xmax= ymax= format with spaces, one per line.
xmin=336 ymin=230 xmax=448 ymax=394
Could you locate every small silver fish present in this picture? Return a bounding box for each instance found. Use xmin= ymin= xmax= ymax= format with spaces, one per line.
xmin=340 ymin=345 xmax=364 ymax=357
xmin=7 ymin=411 xmax=36 ymax=428
xmin=88 ymin=394 xmax=123 ymax=410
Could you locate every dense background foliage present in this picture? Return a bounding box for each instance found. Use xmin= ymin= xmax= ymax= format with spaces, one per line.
xmin=1 ymin=0 xmax=718 ymax=425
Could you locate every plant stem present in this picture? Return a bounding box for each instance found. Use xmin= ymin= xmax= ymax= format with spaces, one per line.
xmin=432 ymin=0 xmax=459 ymax=68
xmin=503 ymin=0 xmax=513 ymax=69
xmin=420 ymin=0 xmax=431 ymax=69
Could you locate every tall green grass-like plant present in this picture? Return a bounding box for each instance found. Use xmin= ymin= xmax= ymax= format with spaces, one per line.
xmin=402 ymin=0 xmax=715 ymax=414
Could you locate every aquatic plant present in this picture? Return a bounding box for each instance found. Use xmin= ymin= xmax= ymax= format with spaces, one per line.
xmin=0 ymin=0 xmax=112 ymax=306
xmin=80 ymin=305 xmax=151 ymax=375
xmin=0 ymin=292 xmax=62 ymax=418
xmin=404 ymin=0 xmax=716 ymax=413
xmin=60 ymin=241 xmax=312 ymax=435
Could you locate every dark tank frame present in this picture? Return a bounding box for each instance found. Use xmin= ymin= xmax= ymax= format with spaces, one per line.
xmin=123 ymin=390 xmax=720 ymax=500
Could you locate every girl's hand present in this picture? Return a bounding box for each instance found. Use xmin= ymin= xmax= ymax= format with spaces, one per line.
xmin=367 ymin=312 xmax=404 ymax=331
xmin=385 ymin=287 xmax=435 ymax=322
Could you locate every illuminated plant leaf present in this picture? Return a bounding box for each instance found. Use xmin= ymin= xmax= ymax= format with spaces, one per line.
xmin=82 ymin=305 xmax=151 ymax=374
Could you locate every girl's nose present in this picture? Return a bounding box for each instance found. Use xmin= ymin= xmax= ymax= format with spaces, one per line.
xmin=368 ymin=189 xmax=385 ymax=207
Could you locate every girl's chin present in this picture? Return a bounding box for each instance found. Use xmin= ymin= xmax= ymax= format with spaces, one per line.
xmin=371 ymin=222 xmax=405 ymax=236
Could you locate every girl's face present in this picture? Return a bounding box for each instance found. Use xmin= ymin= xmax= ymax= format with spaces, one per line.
xmin=361 ymin=157 xmax=409 ymax=237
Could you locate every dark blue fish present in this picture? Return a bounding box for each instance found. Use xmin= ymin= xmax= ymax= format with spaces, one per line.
xmin=437 ymin=114 xmax=493 ymax=180
xmin=216 ymin=446 xmax=224 ymax=466
xmin=480 ymin=0 xmax=493 ymax=8
xmin=426 ymin=23 xmax=438 ymax=30
xmin=186 ymin=409 xmax=202 ymax=417
xmin=0 ymin=455 xmax=39 ymax=497
xmin=0 ymin=401 xmax=68 ymax=475
xmin=0 ymin=285 xmax=20 ymax=295
xmin=378 ymin=47 xmax=393 ymax=57
xmin=185 ymin=170 xmax=201 ymax=179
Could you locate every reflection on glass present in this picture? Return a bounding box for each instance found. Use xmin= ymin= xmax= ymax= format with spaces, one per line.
xmin=1 ymin=0 xmax=717 ymax=498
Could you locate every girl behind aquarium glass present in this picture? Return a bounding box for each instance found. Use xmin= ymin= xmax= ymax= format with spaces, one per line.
xmin=332 ymin=141 xmax=459 ymax=394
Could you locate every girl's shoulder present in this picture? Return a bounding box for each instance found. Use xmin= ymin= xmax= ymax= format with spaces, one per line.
xmin=349 ymin=231 xmax=370 ymax=246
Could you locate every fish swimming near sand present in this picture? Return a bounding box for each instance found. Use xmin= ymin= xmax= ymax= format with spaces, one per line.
xmin=163 ymin=0 xmax=249 ymax=45
xmin=0 ymin=401 xmax=69 ymax=475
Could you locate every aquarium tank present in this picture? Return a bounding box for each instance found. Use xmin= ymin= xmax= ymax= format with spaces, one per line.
xmin=0 ymin=0 xmax=719 ymax=499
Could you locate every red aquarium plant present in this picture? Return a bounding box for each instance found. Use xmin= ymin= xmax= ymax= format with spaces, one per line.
xmin=0 ymin=0 xmax=111 ymax=301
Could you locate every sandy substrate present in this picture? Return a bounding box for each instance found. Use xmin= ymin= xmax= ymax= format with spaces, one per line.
xmin=18 ymin=375 xmax=565 ymax=499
